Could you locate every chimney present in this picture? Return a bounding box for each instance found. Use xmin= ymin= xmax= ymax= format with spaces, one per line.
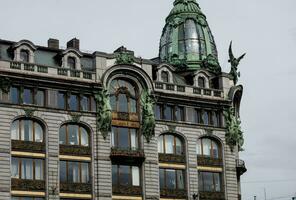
xmin=48 ymin=38 xmax=59 ymax=49
xmin=67 ymin=38 xmax=80 ymax=50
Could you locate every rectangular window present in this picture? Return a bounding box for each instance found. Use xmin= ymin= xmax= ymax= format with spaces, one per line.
xmin=68 ymin=161 xmax=80 ymax=183
xmin=112 ymin=127 xmax=139 ymax=150
xmin=164 ymin=105 xmax=174 ymax=120
xmin=60 ymin=161 xmax=67 ymax=182
xmin=36 ymin=89 xmax=45 ymax=106
xmin=155 ymin=104 xmax=162 ymax=120
xmin=10 ymin=87 xmax=20 ymax=104
xmin=112 ymin=165 xmax=140 ymax=187
xmin=23 ymin=88 xmax=33 ymax=104
xmin=69 ymin=94 xmax=79 ymax=111
xmin=57 ymin=91 xmax=66 ymax=109
xmin=21 ymin=158 xmax=33 ymax=180
xmin=159 ymin=168 xmax=185 ymax=190
xmin=199 ymin=171 xmax=221 ymax=192
xmin=11 ymin=157 xmax=19 ymax=178
xmin=132 ymin=166 xmax=140 ymax=186
xmin=35 ymin=159 xmax=44 ymax=180
xmin=119 ymin=165 xmax=130 ymax=186
xmin=90 ymin=96 xmax=96 ymax=112
xmin=60 ymin=161 xmax=90 ymax=183
xmin=81 ymin=95 xmax=89 ymax=111
xmin=175 ymin=106 xmax=185 ymax=121
xmin=186 ymin=107 xmax=195 ymax=123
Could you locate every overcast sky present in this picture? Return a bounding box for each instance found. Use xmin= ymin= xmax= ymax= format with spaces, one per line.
xmin=1 ymin=0 xmax=296 ymax=199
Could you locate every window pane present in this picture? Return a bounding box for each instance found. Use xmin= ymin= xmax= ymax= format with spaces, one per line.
xmin=81 ymin=163 xmax=90 ymax=183
xmin=214 ymin=173 xmax=221 ymax=192
xmin=203 ymin=138 xmax=211 ymax=157
xmin=57 ymin=92 xmax=66 ymax=109
xmin=175 ymin=137 xmax=182 ymax=155
xmin=68 ymin=162 xmax=80 ymax=183
xmin=23 ymin=88 xmax=33 ymax=104
xmin=34 ymin=122 xmax=43 ymax=143
xmin=198 ymin=77 xmax=205 ymax=88
xmin=60 ymin=161 xmax=67 ymax=182
xmin=118 ymin=128 xmax=129 ymax=149
xmin=81 ymin=127 xmax=89 ymax=147
xmin=69 ymin=94 xmax=79 ymax=111
xmin=10 ymin=87 xmax=19 ymax=104
xmin=35 ymin=160 xmax=43 ymax=180
xmin=130 ymin=129 xmax=138 ymax=149
xmin=118 ymin=93 xmax=128 ymax=112
xmin=159 ymin=168 xmax=165 ymax=189
xmin=164 ymin=105 xmax=173 ymax=120
xmin=111 ymin=127 xmax=115 ymax=147
xmin=197 ymin=139 xmax=202 ymax=155
xmin=112 ymin=165 xmax=118 ymax=186
xmin=59 ymin=125 xmax=66 ymax=145
xmin=11 ymin=157 xmax=19 ymax=178
xmin=81 ymin=96 xmax=89 ymax=111
xmin=158 ymin=135 xmax=164 ymax=153
xmin=165 ymin=135 xmax=174 ymax=154
xmin=177 ymin=170 xmax=184 ymax=189
xmin=161 ymin=71 xmax=169 ymax=83
xmin=155 ymin=104 xmax=161 ymax=120
xmin=36 ymin=90 xmax=45 ymax=106
xmin=203 ymin=172 xmax=213 ymax=192
xmin=203 ymin=111 xmax=209 ymax=125
xmin=132 ymin=166 xmax=140 ymax=186
xmin=20 ymin=50 xmax=29 ymax=62
xmin=11 ymin=121 xmax=19 ymax=140
xmin=166 ymin=169 xmax=176 ymax=189
xmin=68 ymin=125 xmax=79 ymax=145
xmin=90 ymin=97 xmax=96 ymax=112
xmin=186 ymin=39 xmax=199 ymax=53
xmin=176 ymin=106 xmax=184 ymax=121
xmin=185 ymin=19 xmax=198 ymax=39
xmin=68 ymin=57 xmax=76 ymax=69
xmin=22 ymin=120 xmax=33 ymax=141
xmin=186 ymin=107 xmax=195 ymax=123
xmin=21 ymin=158 xmax=33 ymax=179
xmin=212 ymin=141 xmax=219 ymax=158
xmin=110 ymin=95 xmax=116 ymax=111
xmin=119 ymin=165 xmax=130 ymax=186
xmin=130 ymin=98 xmax=137 ymax=113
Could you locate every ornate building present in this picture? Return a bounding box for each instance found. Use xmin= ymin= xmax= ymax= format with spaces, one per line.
xmin=0 ymin=0 xmax=246 ymax=200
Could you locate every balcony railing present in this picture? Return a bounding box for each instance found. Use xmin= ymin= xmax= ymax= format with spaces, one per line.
xmin=158 ymin=153 xmax=186 ymax=164
xmin=60 ymin=182 xmax=92 ymax=194
xmin=110 ymin=147 xmax=145 ymax=164
xmin=197 ymin=155 xmax=223 ymax=167
xmin=59 ymin=145 xmax=91 ymax=156
xmin=112 ymin=185 xmax=142 ymax=196
xmin=11 ymin=140 xmax=45 ymax=153
xmin=160 ymin=188 xmax=187 ymax=199
xmin=0 ymin=60 xmax=96 ymax=81
xmin=199 ymin=191 xmax=225 ymax=200
xmin=11 ymin=179 xmax=45 ymax=191
xmin=154 ymin=82 xmax=224 ymax=98
xmin=236 ymin=159 xmax=247 ymax=176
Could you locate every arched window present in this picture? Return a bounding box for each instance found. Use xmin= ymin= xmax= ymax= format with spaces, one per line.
xmin=11 ymin=119 xmax=44 ymax=143
xmin=67 ymin=57 xmax=76 ymax=69
xmin=109 ymin=79 xmax=138 ymax=113
xmin=158 ymin=134 xmax=184 ymax=155
xmin=59 ymin=124 xmax=89 ymax=147
xmin=196 ymin=138 xmax=220 ymax=159
xmin=20 ymin=50 xmax=29 ymax=62
xmin=161 ymin=71 xmax=169 ymax=83
xmin=198 ymin=77 xmax=205 ymax=88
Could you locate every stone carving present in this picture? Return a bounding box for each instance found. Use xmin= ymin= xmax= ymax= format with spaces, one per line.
xmin=24 ymin=108 xmax=35 ymax=117
xmin=115 ymin=46 xmax=134 ymax=65
xmin=202 ymin=54 xmax=221 ymax=74
xmin=94 ymin=89 xmax=112 ymax=139
xmin=141 ymin=90 xmax=156 ymax=143
xmin=223 ymin=107 xmax=244 ymax=152
xmin=0 ymin=77 xmax=12 ymax=93
xmin=70 ymin=113 xmax=81 ymax=123
xmin=228 ymin=41 xmax=246 ymax=85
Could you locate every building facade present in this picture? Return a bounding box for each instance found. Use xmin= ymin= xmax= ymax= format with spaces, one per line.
xmin=0 ymin=0 xmax=246 ymax=200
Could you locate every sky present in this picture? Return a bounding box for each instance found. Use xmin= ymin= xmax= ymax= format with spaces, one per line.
xmin=1 ymin=0 xmax=296 ymax=199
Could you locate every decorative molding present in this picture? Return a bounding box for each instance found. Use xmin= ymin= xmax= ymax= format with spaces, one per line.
xmin=11 ymin=151 xmax=45 ymax=158
xmin=159 ymin=163 xmax=186 ymax=169
xmin=0 ymin=76 xmax=12 ymax=93
xmin=24 ymin=108 xmax=36 ymax=117
xmin=197 ymin=166 xmax=223 ymax=172
xmin=70 ymin=113 xmax=82 ymax=123
xmin=59 ymin=154 xmax=91 ymax=161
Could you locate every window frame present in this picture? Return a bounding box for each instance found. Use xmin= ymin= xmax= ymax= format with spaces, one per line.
xmin=158 ymin=134 xmax=184 ymax=155
xmin=198 ymin=171 xmax=222 ymax=192
xmin=59 ymin=124 xmax=90 ymax=147
xmin=112 ymin=164 xmax=141 ymax=187
xmin=59 ymin=160 xmax=91 ymax=184
xmin=197 ymin=137 xmax=221 ymax=159
xmin=159 ymin=168 xmax=185 ymax=190
xmin=111 ymin=126 xmax=139 ymax=150
xmin=11 ymin=119 xmax=44 ymax=143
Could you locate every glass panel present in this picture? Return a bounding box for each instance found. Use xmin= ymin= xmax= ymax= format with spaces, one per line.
xmin=81 ymin=163 xmax=90 ymax=183
xmin=90 ymin=97 xmax=96 ymax=112
xmin=130 ymin=129 xmax=138 ymax=150
xmin=165 ymin=135 xmax=174 ymax=154
xmin=10 ymin=87 xmax=19 ymax=104
xmin=203 ymin=111 xmax=209 ymax=125
xmin=203 ymin=138 xmax=211 ymax=157
xmin=164 ymin=105 xmax=173 ymax=120
xmin=34 ymin=122 xmax=43 ymax=143
xmin=69 ymin=162 xmax=80 ymax=183
xmin=159 ymin=168 xmax=165 ymax=189
xmin=81 ymin=127 xmax=89 ymax=147
xmin=175 ymin=137 xmax=182 ymax=155
xmin=118 ymin=93 xmax=128 ymax=113
xmin=214 ymin=173 xmax=221 ymax=192
xmin=68 ymin=125 xmax=79 ymax=145
xmin=69 ymin=94 xmax=79 ymax=111
xmin=23 ymin=88 xmax=33 ymax=104
xmin=20 ymin=50 xmax=29 ymax=62
xmin=186 ymin=107 xmax=195 ymax=123
xmin=186 ymin=39 xmax=199 ymax=53
xmin=178 ymin=23 xmax=185 ymax=40
xmin=11 ymin=121 xmax=19 ymax=140
xmin=57 ymin=92 xmax=66 ymax=109
xmin=198 ymin=172 xmax=203 ymax=191
xmin=177 ymin=170 xmax=184 ymax=189
xmin=166 ymin=169 xmax=176 ymax=189
xmin=110 ymin=95 xmax=116 ymax=111
xmin=36 ymin=90 xmax=45 ymax=106
xmin=59 ymin=125 xmax=66 ymax=145
xmin=111 ymin=127 xmax=115 ymax=147
xmin=118 ymin=127 xmax=129 ymax=149
xmin=35 ymin=159 xmax=43 ymax=180
xmin=155 ymin=104 xmax=162 ymax=120
xmin=158 ymin=135 xmax=164 ymax=153
xmin=198 ymin=77 xmax=205 ymax=88
xmin=176 ymin=106 xmax=184 ymax=121
xmin=178 ymin=41 xmax=185 ymax=53
xmin=212 ymin=141 xmax=219 ymax=158
xmin=81 ymin=96 xmax=89 ymax=111
xmin=132 ymin=166 xmax=140 ymax=186
xmin=130 ymin=98 xmax=137 ymax=113
xmin=22 ymin=120 xmax=33 ymax=141
xmin=11 ymin=157 xmax=19 ymax=178
xmin=60 ymin=161 xmax=67 ymax=182
xmin=185 ymin=19 xmax=198 ymax=39
xmin=196 ymin=139 xmax=202 ymax=155
xmin=112 ymin=165 xmax=118 ymax=186
xmin=119 ymin=165 xmax=130 ymax=186
xmin=161 ymin=71 xmax=169 ymax=83
xmin=68 ymin=57 xmax=76 ymax=69
xmin=21 ymin=158 xmax=33 ymax=179
xmin=203 ymin=172 xmax=213 ymax=192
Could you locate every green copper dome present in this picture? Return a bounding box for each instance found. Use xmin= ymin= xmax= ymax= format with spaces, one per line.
xmin=159 ymin=0 xmax=220 ymax=72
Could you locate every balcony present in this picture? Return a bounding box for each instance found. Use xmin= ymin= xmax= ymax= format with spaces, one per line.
xmin=158 ymin=153 xmax=186 ymax=164
xmin=110 ymin=147 xmax=145 ymax=164
xmin=160 ymin=188 xmax=187 ymax=199
xmin=197 ymin=155 xmax=223 ymax=167
xmin=11 ymin=140 xmax=45 ymax=153
xmin=112 ymin=185 xmax=142 ymax=196
xmin=59 ymin=145 xmax=91 ymax=156
xmin=0 ymin=60 xmax=96 ymax=82
xmin=199 ymin=191 xmax=225 ymax=200
xmin=236 ymin=159 xmax=247 ymax=176
xmin=60 ymin=182 xmax=92 ymax=194
xmin=154 ymin=82 xmax=224 ymax=99
xmin=11 ymin=179 xmax=45 ymax=191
